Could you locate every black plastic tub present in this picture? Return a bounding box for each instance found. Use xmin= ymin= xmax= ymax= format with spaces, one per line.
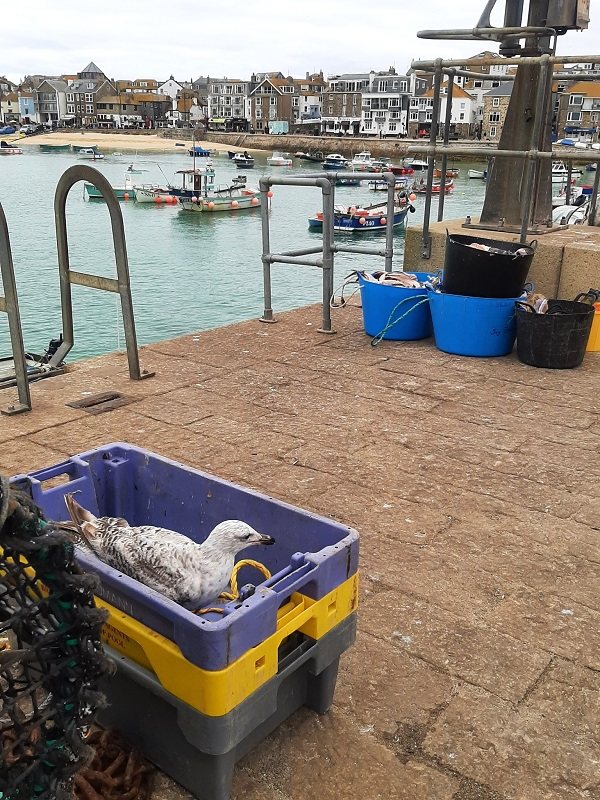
xmin=443 ymin=233 xmax=535 ymax=298
xmin=516 ymin=299 xmax=595 ymax=369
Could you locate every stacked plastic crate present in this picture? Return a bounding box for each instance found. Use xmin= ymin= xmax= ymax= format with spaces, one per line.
xmin=12 ymin=443 xmax=359 ymax=800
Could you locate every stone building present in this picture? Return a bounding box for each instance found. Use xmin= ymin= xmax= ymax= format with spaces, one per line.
xmin=481 ymin=83 xmax=513 ymax=141
xmin=556 ymin=80 xmax=600 ymax=142
xmin=320 ymin=73 xmax=370 ymax=136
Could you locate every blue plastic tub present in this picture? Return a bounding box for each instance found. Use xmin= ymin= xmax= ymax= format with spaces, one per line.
xmin=358 ymin=271 xmax=433 ymax=340
xmin=428 ymin=290 xmax=519 ymax=357
xmin=11 ymin=443 xmax=359 ymax=671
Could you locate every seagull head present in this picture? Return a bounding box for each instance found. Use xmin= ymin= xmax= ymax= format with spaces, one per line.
xmin=206 ymin=520 xmax=275 ymax=555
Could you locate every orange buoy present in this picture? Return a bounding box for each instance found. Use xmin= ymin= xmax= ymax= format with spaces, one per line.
xmin=191 ymin=196 xmax=198 ymax=203
xmin=123 ymin=192 xmax=130 ymax=200
xmin=251 ymin=197 xmax=259 ymax=206
xmin=231 ymin=200 xmax=239 ymax=208
xmin=207 ymin=201 xmax=215 ymax=210
xmin=154 ymin=196 xmax=162 ymax=203
xmin=359 ymin=217 xmax=366 ymax=225
xmin=380 ymin=217 xmax=387 ymax=225
xmin=267 ymin=190 xmax=273 ymax=198
xmin=409 ymin=193 xmax=417 ymax=202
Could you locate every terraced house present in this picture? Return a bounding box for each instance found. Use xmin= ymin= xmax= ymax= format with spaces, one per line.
xmin=557 ymin=80 xmax=600 ymax=141
xmin=65 ymin=62 xmax=115 ymax=127
xmin=249 ymin=73 xmax=295 ymax=132
xmin=207 ymin=78 xmax=250 ymax=132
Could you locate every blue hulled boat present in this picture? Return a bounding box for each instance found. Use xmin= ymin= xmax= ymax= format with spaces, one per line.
xmin=308 ymin=198 xmax=413 ymax=232
xmin=322 ymin=153 xmax=349 ymax=170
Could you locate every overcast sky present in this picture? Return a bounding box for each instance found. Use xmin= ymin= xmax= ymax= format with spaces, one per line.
xmin=4 ymin=0 xmax=599 ymax=83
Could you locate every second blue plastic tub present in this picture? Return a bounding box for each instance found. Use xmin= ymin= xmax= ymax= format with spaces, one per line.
xmin=428 ymin=290 xmax=519 ymax=357
xmin=358 ymin=271 xmax=433 ymax=340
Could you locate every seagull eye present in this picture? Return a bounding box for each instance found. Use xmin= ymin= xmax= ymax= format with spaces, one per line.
xmin=243 ymin=533 xmax=253 ymax=540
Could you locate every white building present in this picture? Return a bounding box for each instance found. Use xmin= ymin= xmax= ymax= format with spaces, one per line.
xmin=207 ymin=78 xmax=250 ymax=131
xmin=360 ymin=70 xmax=411 ymax=137
xmin=158 ymin=77 xmax=184 ymax=100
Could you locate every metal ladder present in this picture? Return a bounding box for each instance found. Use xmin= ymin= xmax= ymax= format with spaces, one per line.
xmin=259 ymin=171 xmax=398 ymax=333
xmin=48 ymin=165 xmax=153 ymax=380
xmin=0 ymin=201 xmax=32 ymax=415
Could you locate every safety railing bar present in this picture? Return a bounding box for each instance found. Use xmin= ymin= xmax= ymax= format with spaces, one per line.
xmin=333 ymin=245 xmax=388 ymax=256
xmin=0 ymin=201 xmax=32 ymax=414
xmin=408 ymin=145 xmax=600 ymax=161
xmin=52 ymin=165 xmax=153 ymax=380
xmin=412 ymin=54 xmax=600 ymax=68
xmin=278 ymin=246 xmax=324 ymax=258
xmin=266 ymin=255 xmax=324 ymax=268
xmin=69 ymin=272 xmax=120 ymax=293
xmin=417 ymin=25 xmax=556 ymax=41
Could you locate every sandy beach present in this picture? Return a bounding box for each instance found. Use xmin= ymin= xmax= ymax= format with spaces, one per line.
xmin=18 ymin=130 xmax=267 ymax=154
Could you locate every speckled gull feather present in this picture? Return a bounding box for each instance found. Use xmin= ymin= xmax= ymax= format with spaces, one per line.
xmin=64 ymin=493 xmax=275 ymax=609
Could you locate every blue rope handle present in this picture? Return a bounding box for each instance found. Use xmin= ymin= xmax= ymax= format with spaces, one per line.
xmin=371 ymin=294 xmax=429 ymax=346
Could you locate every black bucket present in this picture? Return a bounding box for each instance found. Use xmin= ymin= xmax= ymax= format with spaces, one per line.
xmin=443 ymin=233 xmax=535 ymax=298
xmin=516 ymin=299 xmax=595 ymax=369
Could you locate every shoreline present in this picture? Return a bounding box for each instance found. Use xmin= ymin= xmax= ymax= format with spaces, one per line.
xmin=18 ymin=130 xmax=269 ymax=155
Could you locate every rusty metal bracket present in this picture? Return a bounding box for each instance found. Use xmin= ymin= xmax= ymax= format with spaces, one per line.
xmin=51 ymin=165 xmax=153 ymax=380
xmin=0 ymin=202 xmax=32 ymax=415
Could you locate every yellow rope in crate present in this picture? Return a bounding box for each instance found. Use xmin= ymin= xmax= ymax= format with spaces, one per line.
xmin=194 ymin=559 xmax=272 ymax=616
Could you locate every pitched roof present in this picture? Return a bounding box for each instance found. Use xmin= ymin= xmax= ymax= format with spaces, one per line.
xmin=566 ymin=81 xmax=600 ymax=97
xmin=484 ymin=83 xmax=513 ymax=97
xmin=80 ymin=61 xmax=104 ymax=75
xmin=424 ymin=81 xmax=474 ymax=99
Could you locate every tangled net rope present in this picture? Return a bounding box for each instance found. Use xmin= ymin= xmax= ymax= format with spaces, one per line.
xmin=73 ymin=728 xmax=153 ymax=800
xmin=0 ymin=476 xmax=113 ymax=800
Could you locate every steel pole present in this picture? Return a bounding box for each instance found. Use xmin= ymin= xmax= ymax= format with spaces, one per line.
xmin=438 ymin=71 xmax=454 ymax=222
xmin=259 ymin=177 xmax=275 ymax=322
xmin=421 ymin=60 xmax=442 ymax=258
xmin=320 ymin=181 xmax=335 ymax=332
xmin=384 ymin=172 xmax=395 ymax=271
xmin=587 ymin=165 xmax=600 ymax=226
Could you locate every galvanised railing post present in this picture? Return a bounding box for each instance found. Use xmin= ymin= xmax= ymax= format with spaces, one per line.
xmin=0 ymin=202 xmax=31 ymax=415
xmin=259 ymin=176 xmax=275 ymax=323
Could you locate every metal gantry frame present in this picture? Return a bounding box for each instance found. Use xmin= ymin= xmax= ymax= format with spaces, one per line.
xmin=259 ymin=171 xmax=398 ymax=333
xmin=50 ymin=165 xmax=154 ymax=380
xmin=0 ymin=202 xmax=31 ymax=415
xmin=409 ymin=53 xmax=600 ymax=254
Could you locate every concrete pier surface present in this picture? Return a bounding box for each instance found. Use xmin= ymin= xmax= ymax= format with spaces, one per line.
xmin=1 ymin=305 xmax=598 ymax=800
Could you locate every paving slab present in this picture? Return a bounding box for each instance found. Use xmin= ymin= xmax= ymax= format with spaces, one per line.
xmin=1 ymin=304 xmax=598 ymax=800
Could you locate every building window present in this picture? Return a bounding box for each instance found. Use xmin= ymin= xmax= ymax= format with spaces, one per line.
xmin=270 ymin=96 xmax=277 ymax=106
xmin=389 ymin=122 xmax=396 ymax=131
xmin=489 ymin=112 xmax=500 ymax=123
xmin=567 ymin=111 xmax=582 ymax=122
xmin=459 ymin=113 xmax=465 ymax=120
xmin=569 ymin=94 xmax=584 ymax=106
xmin=87 ymin=82 xmax=94 ymax=89
xmin=474 ymin=80 xmax=483 ymax=88
xmin=256 ymin=108 xmax=262 ymax=118
xmin=400 ymin=81 xmax=408 ymax=92
xmin=292 ymin=97 xmax=299 ymax=106
xmin=492 ymin=97 xmax=500 ymax=108
xmin=492 ymin=81 xmax=500 ymax=87
xmin=85 ymin=93 xmax=93 ymax=103
xmin=269 ymin=108 xmax=276 ymax=120
xmin=490 ymin=125 xmax=497 ymax=137
xmin=592 ymin=112 xmax=599 ymax=122
xmin=410 ymin=111 xmax=418 ymax=121
xmin=67 ymin=93 xmax=74 ymax=102
xmin=328 ymin=105 xmax=333 ymax=114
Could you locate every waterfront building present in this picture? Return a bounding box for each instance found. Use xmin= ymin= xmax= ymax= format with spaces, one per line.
xmin=17 ymin=89 xmax=39 ymax=124
xmin=64 ymin=62 xmax=115 ymax=127
xmin=360 ymin=69 xmax=411 ymax=137
xmin=556 ymin=80 xmax=600 ymax=142
xmin=33 ymin=78 xmax=68 ymax=126
xmin=0 ymin=91 xmax=19 ymax=123
xmin=320 ymin=72 xmax=369 ymax=136
xmin=481 ymin=83 xmax=513 ymax=141
xmin=207 ymin=78 xmax=251 ymax=132
xmin=291 ymin=72 xmax=326 ymax=131
xmin=96 ymin=92 xmax=171 ymax=128
xmin=249 ymin=74 xmax=295 ymax=133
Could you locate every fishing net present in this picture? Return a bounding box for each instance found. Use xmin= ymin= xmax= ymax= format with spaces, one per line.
xmin=0 ymin=476 xmax=113 ymax=800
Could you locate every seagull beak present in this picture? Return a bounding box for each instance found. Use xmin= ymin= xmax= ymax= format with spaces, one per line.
xmin=258 ymin=534 xmax=275 ymax=545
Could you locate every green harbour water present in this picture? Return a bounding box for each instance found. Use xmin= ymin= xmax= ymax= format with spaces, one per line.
xmin=0 ymin=146 xmax=487 ymax=361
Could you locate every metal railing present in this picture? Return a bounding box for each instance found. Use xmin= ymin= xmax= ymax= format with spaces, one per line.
xmin=259 ymin=171 xmax=398 ymax=333
xmin=408 ymin=52 xmax=600 ymax=253
xmin=0 ymin=202 xmax=31 ymax=415
xmin=50 ymin=165 xmax=154 ymax=380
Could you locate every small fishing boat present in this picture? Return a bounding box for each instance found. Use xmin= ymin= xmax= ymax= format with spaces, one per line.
xmin=175 ymin=166 xmax=262 ymax=212
xmin=133 ymin=186 xmax=178 ymax=203
xmin=390 ymin=163 xmax=415 ymax=176
xmin=0 ymin=141 xmax=22 ymax=155
xmin=551 ymin=183 xmax=593 ymax=209
xmin=296 ymin=151 xmax=325 ymax=163
xmin=267 ymin=152 xmax=293 ymax=166
xmin=125 ymin=163 xmax=148 ymax=174
xmin=189 ymin=146 xmax=211 ymax=157
xmin=468 ymin=169 xmax=487 ymax=179
xmin=85 ymin=173 xmax=136 ymax=200
xmin=368 ymin=176 xmax=410 ymax=191
xmin=406 ymin=158 xmax=429 ymax=171
xmin=434 ymin=166 xmax=460 ymax=178
xmin=308 ymin=194 xmax=413 ymax=232
xmin=39 ymin=143 xmax=71 ymax=153
xmin=322 ymin=153 xmax=349 ymax=170
xmin=232 ymin=151 xmax=254 ymax=168
xmin=79 ymin=147 xmax=104 ymax=160
xmin=350 ymin=151 xmax=375 ymax=171
xmin=551 ymin=160 xmax=582 ymax=183
xmin=372 ymin=157 xmax=392 ymax=171
xmin=411 ymin=178 xmax=454 ymax=194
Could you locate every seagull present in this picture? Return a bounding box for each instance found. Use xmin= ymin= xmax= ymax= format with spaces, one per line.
xmin=63 ymin=494 xmax=274 ymax=610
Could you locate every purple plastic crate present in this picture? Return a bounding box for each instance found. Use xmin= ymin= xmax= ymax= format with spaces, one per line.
xmin=11 ymin=443 xmax=359 ymax=671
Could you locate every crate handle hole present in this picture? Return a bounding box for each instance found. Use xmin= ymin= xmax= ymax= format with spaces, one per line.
xmin=40 ymin=473 xmax=72 ymax=490
xmin=255 ymin=655 xmax=265 ymax=670
xmin=328 ymin=600 xmax=337 ymax=614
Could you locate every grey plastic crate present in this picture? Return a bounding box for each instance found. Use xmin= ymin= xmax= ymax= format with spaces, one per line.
xmin=99 ymin=615 xmax=357 ymax=800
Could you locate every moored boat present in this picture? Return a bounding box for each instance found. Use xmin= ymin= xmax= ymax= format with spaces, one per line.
xmin=79 ymin=147 xmax=104 ymax=160
xmin=85 ymin=173 xmax=136 ymax=200
xmin=468 ymin=168 xmax=487 ymax=179
xmin=551 ymin=160 xmax=582 ymax=183
xmin=308 ymin=193 xmax=414 ymax=232
xmin=406 ymin=158 xmax=429 ymax=171
xmin=322 ymin=153 xmax=349 ymax=170
xmin=411 ymin=178 xmax=454 ymax=194
xmin=175 ymin=166 xmax=262 ymax=212
xmin=267 ymin=152 xmax=292 ymax=167
xmin=232 ymin=151 xmax=254 ymax=168
xmin=189 ymin=146 xmax=211 ymax=157
xmin=297 ymin=151 xmax=325 ymax=163
xmin=350 ymin=151 xmax=375 ymax=171
xmin=39 ymin=143 xmax=71 ymax=152
xmin=434 ymin=166 xmax=460 ymax=178
xmin=0 ymin=141 xmax=23 ymax=155
xmin=368 ymin=176 xmax=410 ymax=191
xmin=390 ymin=163 xmax=415 ymax=176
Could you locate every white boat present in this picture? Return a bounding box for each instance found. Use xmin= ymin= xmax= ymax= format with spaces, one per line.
xmin=322 ymin=153 xmax=349 ymax=170
xmin=267 ymin=152 xmax=292 ymax=167
xmin=551 ymin=160 xmax=582 ymax=183
xmin=174 ymin=166 xmax=262 ymax=212
xmin=406 ymin=158 xmax=429 ymax=171
xmin=350 ymin=151 xmax=375 ymax=171
xmin=133 ymin=186 xmax=177 ymax=203
xmin=0 ymin=141 xmax=22 ymax=155
xmin=468 ymin=168 xmax=487 ymax=179
xmin=79 ymin=147 xmax=104 ymax=160
xmin=126 ymin=163 xmax=148 ymax=174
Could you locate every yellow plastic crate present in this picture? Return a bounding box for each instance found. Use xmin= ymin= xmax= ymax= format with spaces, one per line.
xmin=587 ymin=304 xmax=600 ymax=352
xmin=97 ymin=573 xmax=359 ymax=717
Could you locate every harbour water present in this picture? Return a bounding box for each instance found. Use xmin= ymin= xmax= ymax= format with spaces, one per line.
xmin=0 ymin=147 xmax=487 ymax=361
